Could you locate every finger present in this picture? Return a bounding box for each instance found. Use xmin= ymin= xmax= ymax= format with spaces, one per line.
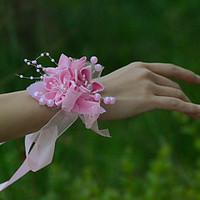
xmin=187 ymin=111 xmax=200 ymax=119
xmin=152 ymin=85 xmax=191 ymax=102
xmin=151 ymin=73 xmax=181 ymax=89
xmin=152 ymin=96 xmax=200 ymax=115
xmin=143 ymin=62 xmax=200 ymax=84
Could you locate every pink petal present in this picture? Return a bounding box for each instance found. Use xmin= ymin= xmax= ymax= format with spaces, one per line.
xmin=73 ymin=98 xmax=101 ymax=115
xmin=70 ymin=56 xmax=87 ymax=72
xmin=58 ymin=54 xmax=71 ymax=69
xmin=99 ymin=106 xmax=106 ymax=114
xmin=80 ymin=66 xmax=92 ymax=82
xmin=54 ymin=91 xmax=63 ymax=106
xmin=44 ymin=76 xmax=59 ymax=91
xmin=55 ymin=97 xmax=64 ymax=106
xmin=73 ymin=98 xmax=106 ymax=128
xmin=43 ymin=67 xmax=57 ymax=75
xmin=55 ymin=96 xmax=65 ymax=106
xmin=91 ymin=81 xmax=104 ymax=93
xmin=55 ymin=90 xmax=63 ymax=99
xmin=79 ymin=85 xmax=90 ymax=93
xmin=61 ymin=85 xmax=83 ymax=112
xmin=26 ymin=81 xmax=46 ymax=101
xmin=59 ymin=69 xmax=71 ymax=84
xmin=44 ymin=91 xmax=57 ymax=101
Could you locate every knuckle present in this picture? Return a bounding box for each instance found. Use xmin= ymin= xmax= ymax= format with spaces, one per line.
xmin=184 ymin=68 xmax=195 ymax=78
xmin=170 ymin=64 xmax=178 ymax=73
xmin=169 ymin=99 xmax=180 ymax=108
xmin=133 ymin=61 xmax=146 ymax=68
xmin=167 ymin=63 xmax=180 ymax=74
xmin=140 ymin=69 xmax=153 ymax=79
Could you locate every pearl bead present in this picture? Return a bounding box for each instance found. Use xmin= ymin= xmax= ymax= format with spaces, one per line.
xmin=39 ymin=98 xmax=46 ymax=105
xmin=32 ymin=60 xmax=37 ymax=64
xmin=36 ymin=69 xmax=40 ymax=72
xmin=27 ymin=62 xmax=31 ymax=65
xmin=19 ymin=75 xmax=23 ymax=78
xmin=33 ymin=91 xmax=39 ymax=97
xmin=110 ymin=97 xmax=116 ymax=104
xmin=51 ymin=59 xmax=55 ymax=62
xmin=46 ymin=52 xmax=50 ymax=56
xmin=37 ymin=64 xmax=42 ymax=68
xmin=95 ymin=64 xmax=102 ymax=72
xmin=30 ymin=76 xmax=34 ymax=80
xmin=24 ymin=59 xmax=28 ymax=62
xmin=103 ymin=97 xmax=111 ymax=104
xmin=94 ymin=93 xmax=101 ymax=101
xmin=90 ymin=56 xmax=98 ymax=64
xmin=40 ymin=76 xmax=43 ymax=79
xmin=41 ymin=53 xmax=44 ymax=57
xmin=47 ymin=100 xmax=54 ymax=107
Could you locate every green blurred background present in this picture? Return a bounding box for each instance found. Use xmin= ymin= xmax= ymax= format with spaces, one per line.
xmin=1 ymin=0 xmax=200 ymax=199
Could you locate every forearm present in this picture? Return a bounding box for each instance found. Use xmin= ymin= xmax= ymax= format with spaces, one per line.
xmin=0 ymin=80 xmax=111 ymax=142
xmin=0 ymin=91 xmax=59 ymax=142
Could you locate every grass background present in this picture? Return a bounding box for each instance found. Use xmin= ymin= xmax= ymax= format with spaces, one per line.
xmin=1 ymin=0 xmax=200 ymax=199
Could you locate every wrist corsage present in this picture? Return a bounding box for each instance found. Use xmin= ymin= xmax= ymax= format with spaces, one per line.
xmin=0 ymin=53 xmax=116 ymax=191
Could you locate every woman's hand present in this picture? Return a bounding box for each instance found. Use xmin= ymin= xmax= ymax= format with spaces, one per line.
xmin=99 ymin=62 xmax=200 ymax=120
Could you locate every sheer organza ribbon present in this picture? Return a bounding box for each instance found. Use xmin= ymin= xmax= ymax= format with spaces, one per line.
xmin=0 ymin=107 xmax=110 ymax=191
xmin=0 ymin=53 xmax=114 ymax=191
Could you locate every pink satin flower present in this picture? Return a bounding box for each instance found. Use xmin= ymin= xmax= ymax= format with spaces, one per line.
xmin=27 ymin=54 xmax=105 ymax=127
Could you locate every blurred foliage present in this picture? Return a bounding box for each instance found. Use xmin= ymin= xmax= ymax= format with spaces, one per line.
xmin=1 ymin=0 xmax=200 ymax=199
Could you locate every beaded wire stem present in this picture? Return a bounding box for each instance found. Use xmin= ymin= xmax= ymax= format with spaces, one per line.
xmin=17 ymin=52 xmax=116 ymax=105
xmin=16 ymin=52 xmax=57 ymax=80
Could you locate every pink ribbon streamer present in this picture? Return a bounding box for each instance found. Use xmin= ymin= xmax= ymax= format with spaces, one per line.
xmin=0 ymin=110 xmax=110 ymax=191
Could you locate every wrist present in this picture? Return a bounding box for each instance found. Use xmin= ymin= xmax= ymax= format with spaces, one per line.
xmin=98 ymin=76 xmax=115 ymax=120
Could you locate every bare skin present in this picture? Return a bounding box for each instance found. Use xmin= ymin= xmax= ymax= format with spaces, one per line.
xmin=99 ymin=62 xmax=200 ymax=119
xmin=0 ymin=91 xmax=59 ymax=142
xmin=1 ymin=61 xmax=200 ymax=142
